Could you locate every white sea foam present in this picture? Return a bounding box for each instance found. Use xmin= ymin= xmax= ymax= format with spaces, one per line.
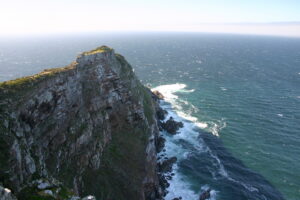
xmin=152 ymin=83 xmax=221 ymax=133
xmin=220 ymin=87 xmax=227 ymax=91
xmin=209 ymin=120 xmax=226 ymax=137
xmin=164 ymin=165 xmax=199 ymax=200
xmin=200 ymin=185 xmax=218 ymax=200
xmin=153 ymin=83 xmax=224 ymax=200
xmin=207 ymin=148 xmax=228 ymax=178
xmin=153 ymin=83 xmax=187 ymax=100
xmin=196 ymin=60 xmax=202 ymax=64
xmin=153 ymin=84 xmax=258 ymax=200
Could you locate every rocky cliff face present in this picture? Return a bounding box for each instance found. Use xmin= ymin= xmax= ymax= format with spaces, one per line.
xmin=0 ymin=46 xmax=161 ymax=200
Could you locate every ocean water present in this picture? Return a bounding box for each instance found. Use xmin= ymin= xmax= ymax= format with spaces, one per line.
xmin=0 ymin=33 xmax=299 ymax=200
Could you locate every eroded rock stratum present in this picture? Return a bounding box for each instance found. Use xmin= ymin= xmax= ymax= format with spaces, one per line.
xmin=0 ymin=46 xmax=162 ymax=200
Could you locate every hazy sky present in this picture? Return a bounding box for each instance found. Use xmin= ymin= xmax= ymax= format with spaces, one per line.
xmin=1 ymin=0 xmax=300 ymax=37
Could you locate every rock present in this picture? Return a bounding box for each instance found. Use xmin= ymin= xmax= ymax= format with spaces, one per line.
xmin=156 ymin=136 xmax=166 ymax=153
xmin=158 ymin=157 xmax=177 ymax=173
xmin=161 ymin=117 xmax=184 ymax=134
xmin=172 ymin=198 xmax=182 ymax=200
xmin=24 ymin=155 xmax=36 ymax=174
xmin=158 ymin=175 xmax=170 ymax=190
xmin=157 ymin=120 xmax=164 ymax=131
xmin=41 ymin=190 xmax=54 ymax=197
xmin=37 ymin=180 xmax=52 ymax=190
xmin=156 ymin=107 xmax=167 ymax=121
xmin=199 ymin=189 xmax=211 ymax=200
xmin=0 ymin=186 xmax=17 ymax=200
xmin=82 ymin=195 xmax=96 ymax=200
xmin=152 ymin=90 xmax=164 ymax=100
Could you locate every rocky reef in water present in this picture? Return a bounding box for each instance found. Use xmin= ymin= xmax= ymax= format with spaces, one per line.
xmin=0 ymin=46 xmax=169 ymax=200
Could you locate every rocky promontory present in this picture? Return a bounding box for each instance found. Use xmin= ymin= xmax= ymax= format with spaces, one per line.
xmin=0 ymin=46 xmax=165 ymax=200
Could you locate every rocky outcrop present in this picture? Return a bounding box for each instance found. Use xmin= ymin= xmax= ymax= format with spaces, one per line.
xmin=156 ymin=137 xmax=166 ymax=153
xmin=0 ymin=46 xmax=162 ymax=200
xmin=161 ymin=117 xmax=183 ymax=134
xmin=199 ymin=189 xmax=211 ymax=200
xmin=151 ymin=91 xmax=182 ymax=197
xmin=151 ymin=91 xmax=164 ymax=101
xmin=158 ymin=157 xmax=177 ymax=173
xmin=156 ymin=107 xmax=167 ymax=121
xmin=172 ymin=198 xmax=182 ymax=200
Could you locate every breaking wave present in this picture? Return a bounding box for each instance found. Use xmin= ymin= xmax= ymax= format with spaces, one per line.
xmin=152 ymin=83 xmax=278 ymax=200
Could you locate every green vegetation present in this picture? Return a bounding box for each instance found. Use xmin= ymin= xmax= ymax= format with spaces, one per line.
xmin=57 ymin=187 xmax=74 ymax=199
xmin=82 ymin=46 xmax=113 ymax=56
xmin=82 ymin=122 xmax=150 ymax=200
xmin=141 ymin=88 xmax=155 ymax=125
xmin=115 ymin=53 xmax=128 ymax=67
xmin=78 ymin=123 xmax=88 ymax=134
xmin=0 ymin=62 xmax=76 ymax=101
xmin=116 ymin=51 xmax=155 ymax=126
xmin=17 ymin=185 xmax=75 ymax=200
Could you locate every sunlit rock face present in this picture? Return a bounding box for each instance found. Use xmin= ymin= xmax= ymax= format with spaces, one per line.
xmin=0 ymin=46 xmax=161 ymax=200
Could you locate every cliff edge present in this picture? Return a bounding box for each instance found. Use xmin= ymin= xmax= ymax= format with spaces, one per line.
xmin=0 ymin=46 xmax=161 ymax=200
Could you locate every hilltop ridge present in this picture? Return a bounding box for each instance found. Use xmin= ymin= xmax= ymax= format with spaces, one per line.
xmin=0 ymin=46 xmax=163 ymax=200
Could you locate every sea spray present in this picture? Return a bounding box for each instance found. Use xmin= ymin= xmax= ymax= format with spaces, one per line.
xmin=153 ymin=83 xmax=284 ymax=200
xmin=154 ymin=84 xmax=221 ymax=200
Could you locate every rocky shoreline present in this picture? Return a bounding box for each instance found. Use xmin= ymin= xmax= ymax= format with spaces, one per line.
xmin=152 ymin=90 xmax=185 ymax=200
xmin=152 ymin=90 xmax=212 ymax=200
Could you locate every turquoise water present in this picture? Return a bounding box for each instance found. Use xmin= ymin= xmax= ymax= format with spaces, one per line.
xmin=0 ymin=33 xmax=299 ymax=199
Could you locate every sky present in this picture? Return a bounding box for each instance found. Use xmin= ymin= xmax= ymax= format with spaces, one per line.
xmin=0 ymin=0 xmax=300 ymax=37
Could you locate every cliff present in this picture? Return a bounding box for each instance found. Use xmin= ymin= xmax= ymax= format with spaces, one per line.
xmin=0 ymin=46 xmax=161 ymax=200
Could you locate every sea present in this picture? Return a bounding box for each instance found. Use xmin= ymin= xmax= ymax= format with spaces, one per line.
xmin=0 ymin=32 xmax=299 ymax=200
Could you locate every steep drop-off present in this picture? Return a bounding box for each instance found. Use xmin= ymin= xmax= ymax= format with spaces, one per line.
xmin=0 ymin=46 xmax=161 ymax=200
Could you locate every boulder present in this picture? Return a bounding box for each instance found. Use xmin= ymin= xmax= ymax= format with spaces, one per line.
xmin=37 ymin=180 xmax=52 ymax=190
xmin=172 ymin=197 xmax=182 ymax=200
xmin=161 ymin=117 xmax=183 ymax=134
xmin=152 ymin=90 xmax=164 ymax=100
xmin=158 ymin=175 xmax=170 ymax=192
xmin=156 ymin=107 xmax=168 ymax=121
xmin=158 ymin=157 xmax=177 ymax=173
xmin=199 ymin=189 xmax=211 ymax=200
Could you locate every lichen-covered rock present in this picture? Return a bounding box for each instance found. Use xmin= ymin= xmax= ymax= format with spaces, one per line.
xmin=0 ymin=46 xmax=162 ymax=200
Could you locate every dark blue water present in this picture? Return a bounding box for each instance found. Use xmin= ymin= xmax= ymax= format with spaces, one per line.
xmin=0 ymin=33 xmax=299 ymax=200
